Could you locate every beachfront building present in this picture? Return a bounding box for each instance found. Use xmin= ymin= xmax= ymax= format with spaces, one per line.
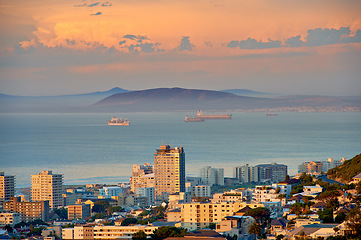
xmin=31 ymin=170 xmax=63 ymax=209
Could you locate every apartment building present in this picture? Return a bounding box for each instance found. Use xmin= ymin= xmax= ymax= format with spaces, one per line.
xmin=0 ymin=172 xmax=15 ymax=202
xmin=31 ymin=170 xmax=63 ymax=209
xmin=256 ymin=163 xmax=288 ymax=182
xmin=154 ymin=145 xmax=185 ymax=198
xmin=192 ymin=185 xmax=211 ymax=198
xmin=130 ymin=163 xmax=154 ymax=193
xmin=3 ymin=197 xmax=49 ymax=222
xmin=298 ymin=158 xmax=345 ymax=174
xmin=211 ymin=189 xmax=251 ymax=203
xmin=0 ymin=212 xmax=20 ymax=226
xmin=136 ymin=187 xmax=155 ymax=206
xmin=67 ymin=204 xmax=91 ymax=220
xmin=200 ymin=166 xmax=224 ymax=186
xmin=99 ymin=187 xmax=123 ymax=199
xmin=215 ymin=215 xmax=255 ymax=238
xmin=93 ymin=225 xmax=159 ymax=239
xmin=181 ymin=202 xmax=264 ymax=231
xmin=62 ymin=226 xmax=94 ymax=240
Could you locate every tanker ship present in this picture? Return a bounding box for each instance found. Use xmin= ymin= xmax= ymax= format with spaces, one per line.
xmin=195 ymin=110 xmax=231 ymax=119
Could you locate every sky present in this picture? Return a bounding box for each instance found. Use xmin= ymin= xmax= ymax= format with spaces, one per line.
xmin=0 ymin=0 xmax=361 ymax=96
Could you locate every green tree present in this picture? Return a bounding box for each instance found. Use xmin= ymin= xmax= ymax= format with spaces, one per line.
xmin=92 ymin=200 xmax=110 ymax=213
xmin=132 ymin=230 xmax=147 ymax=240
xmin=206 ymin=223 xmax=216 ymax=229
xmin=290 ymin=202 xmax=304 ymax=216
xmin=244 ymin=207 xmax=270 ymax=227
xmin=346 ymin=204 xmax=361 ymax=236
xmin=334 ymin=212 xmax=346 ymax=223
xmin=121 ymin=218 xmax=138 ymax=226
xmin=53 ymin=207 xmax=68 ymax=219
xmin=318 ymin=208 xmax=334 ymax=223
xmin=150 ymin=226 xmax=187 ymax=240
xmin=249 ymin=222 xmax=262 ymax=237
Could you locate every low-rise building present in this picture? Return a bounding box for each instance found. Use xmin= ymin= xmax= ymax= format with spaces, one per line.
xmin=181 ymin=202 xmax=263 ymax=231
xmin=93 ymin=225 xmax=159 ymax=239
xmin=168 ymin=192 xmax=191 ymax=210
xmin=3 ymin=197 xmax=49 ymax=222
xmin=215 ymin=215 xmax=255 ymax=238
xmin=0 ymin=212 xmax=20 ymax=226
xmin=192 ymin=186 xmax=211 ymax=198
xmin=62 ymin=226 xmax=94 ymax=240
xmin=67 ymin=204 xmax=91 ymax=220
xmin=99 ymin=187 xmax=123 ymax=199
xmin=303 ymin=185 xmax=323 ymax=196
xmin=167 ymin=208 xmax=182 ymax=222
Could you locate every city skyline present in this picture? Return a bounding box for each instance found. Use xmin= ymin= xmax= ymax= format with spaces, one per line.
xmin=1 ymin=0 xmax=361 ymax=96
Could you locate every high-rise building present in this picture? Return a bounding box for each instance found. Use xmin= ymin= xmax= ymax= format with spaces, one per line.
xmin=31 ymin=170 xmax=63 ymax=209
xmin=0 ymin=172 xmax=15 ymax=202
xmin=154 ymin=144 xmax=185 ymax=198
xmin=233 ymin=165 xmax=260 ymax=183
xmin=256 ymin=163 xmax=287 ymax=182
xmin=200 ymin=166 xmax=224 ymax=186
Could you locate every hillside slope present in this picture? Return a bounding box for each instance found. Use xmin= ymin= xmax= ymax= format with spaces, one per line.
xmin=327 ymin=154 xmax=361 ymax=183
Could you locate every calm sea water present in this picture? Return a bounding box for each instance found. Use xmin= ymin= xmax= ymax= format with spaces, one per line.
xmin=1 ymin=112 xmax=360 ymax=187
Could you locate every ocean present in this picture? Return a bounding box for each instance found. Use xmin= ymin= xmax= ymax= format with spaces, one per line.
xmin=1 ymin=112 xmax=360 ymax=188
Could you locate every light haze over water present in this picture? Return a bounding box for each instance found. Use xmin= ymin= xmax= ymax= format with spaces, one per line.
xmin=1 ymin=112 xmax=360 ymax=188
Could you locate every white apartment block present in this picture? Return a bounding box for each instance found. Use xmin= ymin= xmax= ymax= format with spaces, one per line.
xmin=303 ymin=184 xmax=323 ymax=195
xmin=137 ymin=187 xmax=155 ymax=206
xmin=192 ymin=185 xmax=211 ymax=198
xmin=200 ymin=166 xmax=224 ymax=186
xmin=31 ymin=170 xmax=63 ymax=209
xmin=253 ymin=185 xmax=281 ymax=203
xmin=211 ymin=189 xmax=250 ymax=203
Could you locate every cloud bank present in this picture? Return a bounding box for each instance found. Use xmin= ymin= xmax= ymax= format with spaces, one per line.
xmin=227 ymin=27 xmax=361 ymax=49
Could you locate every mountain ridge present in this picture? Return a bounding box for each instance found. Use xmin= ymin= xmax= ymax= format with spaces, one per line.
xmin=0 ymin=87 xmax=360 ymax=113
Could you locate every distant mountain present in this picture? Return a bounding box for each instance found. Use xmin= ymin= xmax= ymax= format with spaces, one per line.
xmin=221 ymin=89 xmax=271 ymax=97
xmin=0 ymin=87 xmax=130 ymax=112
xmin=90 ymin=88 xmax=361 ymax=112
xmin=1 ymin=87 xmax=360 ymax=113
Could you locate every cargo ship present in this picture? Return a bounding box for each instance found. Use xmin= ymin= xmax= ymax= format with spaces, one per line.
xmin=107 ymin=117 xmax=130 ymax=126
xmin=184 ymin=116 xmax=205 ymax=122
xmin=266 ymin=112 xmax=278 ymax=116
xmin=195 ymin=110 xmax=231 ymax=119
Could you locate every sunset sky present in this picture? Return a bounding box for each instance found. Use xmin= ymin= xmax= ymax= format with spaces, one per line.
xmin=1 ymin=0 xmax=361 ymax=96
